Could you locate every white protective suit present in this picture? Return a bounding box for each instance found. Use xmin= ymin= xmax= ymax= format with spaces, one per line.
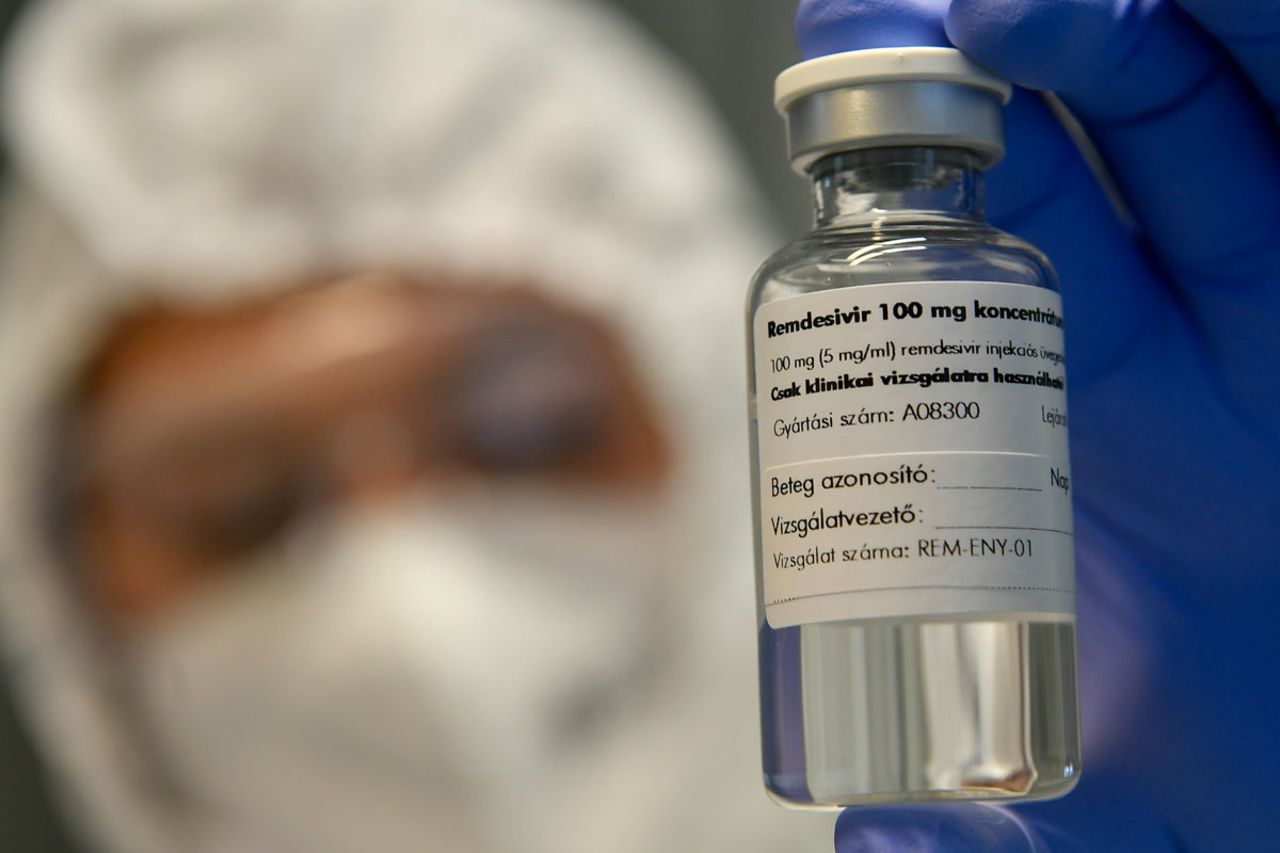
xmin=0 ymin=0 xmax=834 ymax=851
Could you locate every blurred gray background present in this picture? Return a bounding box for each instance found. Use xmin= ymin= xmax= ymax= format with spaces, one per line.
xmin=605 ymin=0 xmax=809 ymax=233
xmin=0 ymin=1 xmax=802 ymax=850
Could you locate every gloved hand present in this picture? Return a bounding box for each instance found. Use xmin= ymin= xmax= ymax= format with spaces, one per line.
xmin=794 ymin=1 xmax=1280 ymax=850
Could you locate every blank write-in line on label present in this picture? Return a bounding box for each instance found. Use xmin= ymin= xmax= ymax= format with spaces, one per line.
xmin=936 ymin=485 xmax=1043 ymax=492
xmin=934 ymin=525 xmax=1073 ymax=536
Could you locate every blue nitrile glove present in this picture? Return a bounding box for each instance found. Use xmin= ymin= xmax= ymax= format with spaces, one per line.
xmin=795 ymin=1 xmax=1280 ymax=851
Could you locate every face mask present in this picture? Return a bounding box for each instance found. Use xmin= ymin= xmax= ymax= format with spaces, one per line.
xmin=124 ymin=489 xmax=682 ymax=853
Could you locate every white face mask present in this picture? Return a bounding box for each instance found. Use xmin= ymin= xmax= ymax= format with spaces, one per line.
xmin=124 ymin=489 xmax=682 ymax=853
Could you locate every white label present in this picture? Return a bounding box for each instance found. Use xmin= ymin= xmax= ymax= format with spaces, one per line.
xmin=753 ymin=281 xmax=1074 ymax=629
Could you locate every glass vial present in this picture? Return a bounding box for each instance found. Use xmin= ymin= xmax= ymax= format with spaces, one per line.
xmin=749 ymin=49 xmax=1081 ymax=808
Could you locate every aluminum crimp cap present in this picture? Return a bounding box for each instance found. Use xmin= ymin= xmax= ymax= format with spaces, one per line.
xmin=775 ymin=46 xmax=1014 ymax=175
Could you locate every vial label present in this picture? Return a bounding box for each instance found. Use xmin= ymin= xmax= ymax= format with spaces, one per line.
xmin=754 ymin=281 xmax=1074 ymax=629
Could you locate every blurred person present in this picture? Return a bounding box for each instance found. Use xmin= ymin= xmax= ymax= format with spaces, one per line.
xmin=0 ymin=0 xmax=834 ymax=851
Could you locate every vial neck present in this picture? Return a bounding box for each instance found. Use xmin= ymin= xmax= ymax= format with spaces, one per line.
xmin=812 ymin=147 xmax=986 ymax=229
